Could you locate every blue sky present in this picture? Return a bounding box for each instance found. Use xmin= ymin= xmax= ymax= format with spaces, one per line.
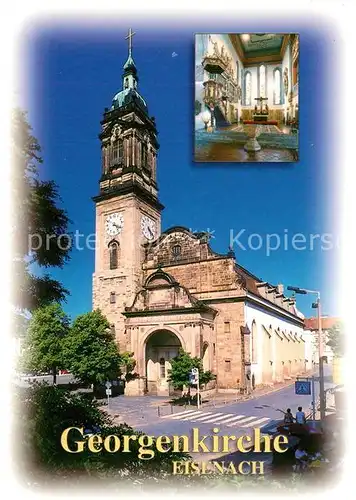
xmin=21 ymin=22 xmax=339 ymax=319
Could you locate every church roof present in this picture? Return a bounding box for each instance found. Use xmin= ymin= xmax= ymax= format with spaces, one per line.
xmin=304 ymin=317 xmax=340 ymax=331
xmin=112 ymin=88 xmax=148 ymax=114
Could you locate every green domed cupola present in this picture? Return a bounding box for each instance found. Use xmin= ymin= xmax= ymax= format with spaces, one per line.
xmin=111 ymin=28 xmax=148 ymax=115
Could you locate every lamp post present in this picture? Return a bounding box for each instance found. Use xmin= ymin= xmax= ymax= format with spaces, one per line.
xmin=287 ymin=286 xmax=326 ymax=420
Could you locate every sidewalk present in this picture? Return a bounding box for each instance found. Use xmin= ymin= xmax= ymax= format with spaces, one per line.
xmin=202 ymin=378 xmax=297 ymax=408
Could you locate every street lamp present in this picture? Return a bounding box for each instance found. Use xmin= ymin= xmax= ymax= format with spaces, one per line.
xmin=287 ymin=286 xmax=326 ymax=420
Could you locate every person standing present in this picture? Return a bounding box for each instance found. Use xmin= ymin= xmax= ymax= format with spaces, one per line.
xmin=295 ymin=406 xmax=306 ymax=424
xmin=284 ymin=408 xmax=294 ymax=424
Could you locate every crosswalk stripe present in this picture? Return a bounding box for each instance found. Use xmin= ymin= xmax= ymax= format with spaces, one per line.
xmin=171 ymin=411 xmax=204 ymax=420
xmin=195 ymin=413 xmax=236 ymax=424
xmin=186 ymin=412 xmax=224 ymax=422
xmin=180 ymin=412 xmax=214 ymax=421
xmin=240 ymin=417 xmax=270 ymax=428
xmin=161 ymin=409 xmax=198 ymax=419
xmin=226 ymin=416 xmax=257 ymax=426
xmin=216 ymin=414 xmax=246 ymax=424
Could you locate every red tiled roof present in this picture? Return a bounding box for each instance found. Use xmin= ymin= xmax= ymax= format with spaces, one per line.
xmin=304 ymin=317 xmax=340 ymax=331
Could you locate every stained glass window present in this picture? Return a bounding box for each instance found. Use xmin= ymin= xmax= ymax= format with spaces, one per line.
xmin=259 ymin=65 xmax=266 ymax=98
xmin=245 ymin=72 xmax=251 ymax=105
xmin=274 ymin=68 xmax=281 ymax=104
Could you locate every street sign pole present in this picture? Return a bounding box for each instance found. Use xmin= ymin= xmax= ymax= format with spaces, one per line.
xmin=317 ymin=295 xmax=326 ymax=420
xmin=311 ymin=376 xmax=316 ymax=421
xmin=105 ymin=381 xmax=112 ymax=408
xmin=191 ymin=368 xmax=200 ymax=409
xmin=197 ymin=371 xmax=200 ymax=410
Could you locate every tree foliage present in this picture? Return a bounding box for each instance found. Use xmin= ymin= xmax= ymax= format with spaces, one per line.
xmin=21 ymin=303 xmax=70 ymax=383
xmin=14 ymin=385 xmax=189 ymax=482
xmin=168 ymin=348 xmax=216 ymax=391
xmin=11 ymin=108 xmax=72 ymax=311
xmin=63 ymin=310 xmax=122 ymax=387
xmin=327 ymin=323 xmax=345 ymax=357
xmin=120 ymin=351 xmax=137 ymax=381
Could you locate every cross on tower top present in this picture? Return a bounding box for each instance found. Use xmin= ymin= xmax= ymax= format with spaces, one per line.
xmin=125 ymin=28 xmax=136 ymax=57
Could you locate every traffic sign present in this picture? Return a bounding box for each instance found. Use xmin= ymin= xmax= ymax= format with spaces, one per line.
xmin=295 ymin=380 xmax=311 ymax=395
xmin=191 ymin=368 xmax=199 ymax=375
xmin=105 ymin=381 xmax=112 ymax=389
xmin=106 ymin=388 xmax=112 ymax=396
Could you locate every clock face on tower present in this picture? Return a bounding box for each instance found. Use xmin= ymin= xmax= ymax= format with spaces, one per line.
xmin=141 ymin=215 xmax=156 ymax=241
xmin=105 ymin=212 xmax=124 ymax=236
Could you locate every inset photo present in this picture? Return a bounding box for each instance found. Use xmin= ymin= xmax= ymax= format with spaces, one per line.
xmin=195 ymin=33 xmax=299 ymax=162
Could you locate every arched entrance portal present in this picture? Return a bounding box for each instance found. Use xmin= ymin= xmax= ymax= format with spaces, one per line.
xmin=145 ymin=330 xmax=182 ymax=396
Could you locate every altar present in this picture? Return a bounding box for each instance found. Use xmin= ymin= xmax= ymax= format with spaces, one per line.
xmin=252 ymin=95 xmax=269 ymax=123
xmin=253 ymin=114 xmax=268 ymax=122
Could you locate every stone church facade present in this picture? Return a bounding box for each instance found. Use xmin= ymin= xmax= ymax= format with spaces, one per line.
xmin=92 ymin=32 xmax=309 ymax=396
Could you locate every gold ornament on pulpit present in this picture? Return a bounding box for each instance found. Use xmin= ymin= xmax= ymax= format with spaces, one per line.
xmin=237 ymin=85 xmax=242 ymax=102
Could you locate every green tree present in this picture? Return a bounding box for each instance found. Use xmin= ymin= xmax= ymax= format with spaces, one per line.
xmin=21 ymin=303 xmax=70 ymax=383
xmin=327 ymin=323 xmax=345 ymax=357
xmin=11 ymin=108 xmax=72 ymax=312
xmin=14 ymin=384 xmax=189 ymax=482
xmin=120 ymin=351 xmax=137 ymax=381
xmin=64 ymin=310 xmax=122 ymax=387
xmin=168 ymin=348 xmax=216 ymax=396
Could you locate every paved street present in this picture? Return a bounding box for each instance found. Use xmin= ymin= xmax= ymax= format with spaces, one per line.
xmin=106 ymin=366 xmax=334 ymax=441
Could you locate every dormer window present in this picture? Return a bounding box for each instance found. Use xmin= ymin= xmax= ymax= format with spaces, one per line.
xmin=172 ymin=245 xmax=181 ymax=258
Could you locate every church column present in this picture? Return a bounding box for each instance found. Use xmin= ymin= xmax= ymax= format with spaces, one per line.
xmin=137 ymin=139 xmax=141 ymax=168
xmin=132 ymin=131 xmax=136 ymax=166
xmin=101 ymin=145 xmax=107 ymax=173
xmin=124 ymin=136 xmax=129 ymax=168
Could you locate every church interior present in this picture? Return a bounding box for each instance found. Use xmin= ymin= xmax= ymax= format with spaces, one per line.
xmin=195 ymin=33 xmax=299 ymax=162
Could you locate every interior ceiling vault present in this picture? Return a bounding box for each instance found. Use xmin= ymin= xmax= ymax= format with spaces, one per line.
xmin=229 ymin=33 xmax=290 ymax=66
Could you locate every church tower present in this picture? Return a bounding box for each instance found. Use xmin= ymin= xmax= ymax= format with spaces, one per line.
xmin=92 ymin=29 xmax=163 ymax=349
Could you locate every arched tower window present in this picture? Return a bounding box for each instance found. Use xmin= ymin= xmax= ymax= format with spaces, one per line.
xmin=111 ymin=139 xmax=124 ymax=167
xmin=259 ymin=64 xmax=266 ymax=98
xmin=244 ymin=71 xmax=251 ymax=105
xmin=109 ymin=241 xmax=119 ymax=270
xmin=274 ymin=68 xmax=282 ymax=104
